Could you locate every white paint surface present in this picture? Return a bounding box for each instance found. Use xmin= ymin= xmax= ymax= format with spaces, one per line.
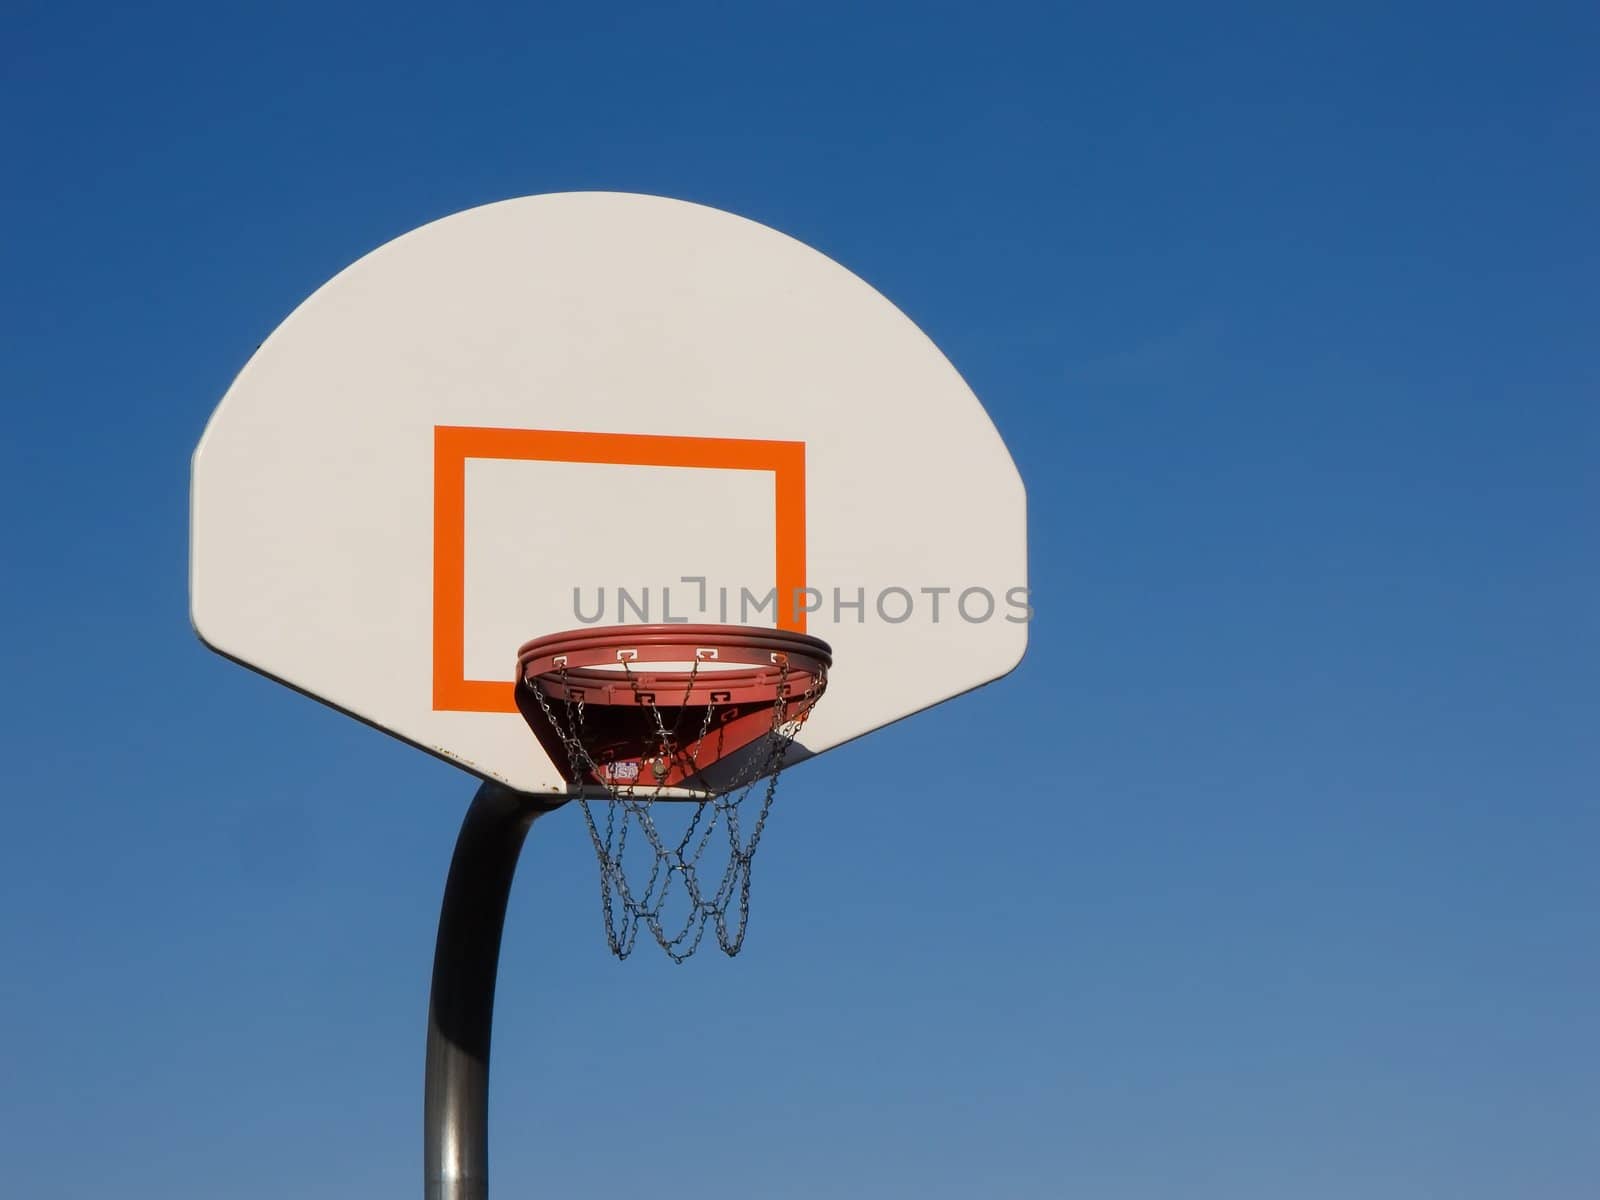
xmin=191 ymin=192 xmax=1027 ymax=793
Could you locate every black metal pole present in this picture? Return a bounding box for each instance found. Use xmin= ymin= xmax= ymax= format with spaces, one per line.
xmin=424 ymin=781 xmax=562 ymax=1200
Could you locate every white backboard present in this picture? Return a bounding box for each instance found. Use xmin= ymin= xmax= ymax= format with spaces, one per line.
xmin=191 ymin=192 xmax=1027 ymax=794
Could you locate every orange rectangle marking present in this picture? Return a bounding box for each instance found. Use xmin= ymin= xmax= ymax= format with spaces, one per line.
xmin=433 ymin=426 xmax=807 ymax=713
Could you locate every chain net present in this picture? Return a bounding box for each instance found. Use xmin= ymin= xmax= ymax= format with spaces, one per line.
xmin=525 ymin=656 xmax=825 ymax=962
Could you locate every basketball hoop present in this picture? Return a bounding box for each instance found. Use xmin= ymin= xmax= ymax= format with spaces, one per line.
xmin=515 ymin=624 xmax=830 ymax=960
xmin=190 ymin=191 xmax=1030 ymax=1193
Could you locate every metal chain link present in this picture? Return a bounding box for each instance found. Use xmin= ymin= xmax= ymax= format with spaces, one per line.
xmin=524 ymin=654 xmax=825 ymax=962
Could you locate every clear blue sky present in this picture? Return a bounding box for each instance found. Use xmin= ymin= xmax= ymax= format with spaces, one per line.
xmin=2 ymin=3 xmax=1596 ymax=1197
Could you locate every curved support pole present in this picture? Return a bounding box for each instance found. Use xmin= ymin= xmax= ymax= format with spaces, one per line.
xmin=425 ymin=781 xmax=563 ymax=1200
